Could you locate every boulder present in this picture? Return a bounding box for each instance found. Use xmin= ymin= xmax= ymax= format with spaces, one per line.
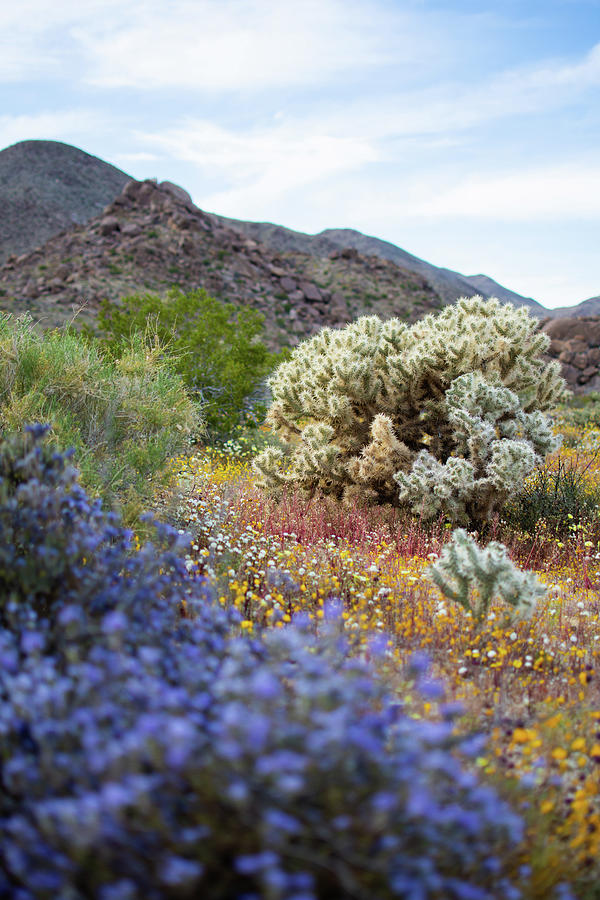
xmin=123 ymin=180 xmax=157 ymax=207
xmin=280 ymin=276 xmax=297 ymax=293
xmin=589 ymin=348 xmax=600 ymax=365
xmin=565 ymin=338 xmax=589 ymax=354
xmin=543 ymin=318 xmax=579 ymax=341
xmin=121 ymin=222 xmax=142 ymax=237
xmin=300 ymin=282 xmax=322 ymax=302
xmin=580 ymin=366 xmax=599 ymax=383
xmin=543 ymin=316 xmax=600 ymax=393
xmin=99 ymin=216 xmax=120 ymax=236
xmin=55 ymin=264 xmax=70 ymax=281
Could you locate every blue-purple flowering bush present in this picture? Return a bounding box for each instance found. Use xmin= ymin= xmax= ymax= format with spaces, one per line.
xmin=0 ymin=428 xmax=529 ymax=899
xmin=0 ymin=424 xmax=191 ymax=635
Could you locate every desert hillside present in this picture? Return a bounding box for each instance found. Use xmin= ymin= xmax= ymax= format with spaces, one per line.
xmin=212 ymin=214 xmax=548 ymax=316
xmin=0 ymin=140 xmax=131 ymax=265
xmin=0 ymin=178 xmax=443 ymax=346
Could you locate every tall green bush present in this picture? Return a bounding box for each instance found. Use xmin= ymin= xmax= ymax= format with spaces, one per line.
xmin=90 ymin=287 xmax=283 ymax=435
xmin=0 ymin=313 xmax=200 ymax=523
xmin=254 ymin=297 xmax=568 ymax=527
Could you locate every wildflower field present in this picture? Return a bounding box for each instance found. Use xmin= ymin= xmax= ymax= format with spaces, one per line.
xmin=4 ymin=299 xmax=600 ymax=899
xmin=170 ymin=410 xmax=600 ymax=899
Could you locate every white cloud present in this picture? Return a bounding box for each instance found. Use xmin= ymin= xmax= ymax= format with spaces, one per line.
xmin=139 ymin=118 xmax=379 ymax=214
xmin=0 ymin=110 xmax=108 ymax=149
xmin=0 ymin=0 xmax=118 ymax=26
xmin=74 ymin=1 xmax=600 ymax=120
xmin=0 ymin=36 xmax=56 ymax=81
xmin=528 ymin=40 xmax=600 ymax=89
xmin=312 ymin=40 xmax=600 ymax=141
xmin=76 ymin=0 xmax=402 ymax=91
xmin=112 ymin=151 xmax=162 ymax=164
xmin=408 ymin=163 xmax=600 ymax=221
xmin=0 ymin=0 xmax=123 ymax=81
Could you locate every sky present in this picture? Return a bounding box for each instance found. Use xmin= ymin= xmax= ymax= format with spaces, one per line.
xmin=2 ymin=0 xmax=600 ymax=310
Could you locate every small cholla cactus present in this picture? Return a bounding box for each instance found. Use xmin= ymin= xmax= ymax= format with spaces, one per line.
xmin=427 ymin=528 xmax=547 ymax=623
xmin=254 ymin=297 xmax=567 ymax=526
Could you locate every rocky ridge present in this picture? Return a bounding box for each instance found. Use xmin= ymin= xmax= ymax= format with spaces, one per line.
xmin=0 ymin=179 xmax=443 ymax=346
xmin=212 ymin=216 xmax=548 ymax=317
xmin=1 ymin=140 xmax=596 ymax=323
xmin=1 ymin=139 xmax=598 ymax=391
xmin=463 ymin=274 xmax=543 ymax=316
xmin=547 ymin=295 xmax=600 ymax=319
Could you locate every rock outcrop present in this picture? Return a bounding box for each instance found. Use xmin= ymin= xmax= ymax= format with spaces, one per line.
xmin=542 ymin=317 xmax=600 ymax=393
xmin=0 ymin=179 xmax=443 ymax=347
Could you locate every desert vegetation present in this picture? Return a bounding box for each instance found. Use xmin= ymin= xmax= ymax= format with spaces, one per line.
xmin=254 ymin=297 xmax=565 ymax=526
xmin=89 ymin=287 xmax=285 ymax=435
xmin=0 ymin=312 xmax=199 ymax=525
xmin=3 ymin=295 xmax=600 ymax=898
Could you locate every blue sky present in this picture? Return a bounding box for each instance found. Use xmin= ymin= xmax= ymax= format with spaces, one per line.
xmin=2 ymin=0 xmax=599 ymax=309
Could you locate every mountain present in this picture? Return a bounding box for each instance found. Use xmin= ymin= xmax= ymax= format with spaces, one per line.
xmin=0 ymin=140 xmax=131 ymax=265
xmin=0 ymin=178 xmax=443 ymax=344
xmin=461 ymin=274 xmax=546 ymax=317
xmin=212 ymin=216 xmax=548 ymax=316
xmin=547 ymin=295 xmax=600 ymax=318
xmin=1 ymin=139 xmax=596 ymax=332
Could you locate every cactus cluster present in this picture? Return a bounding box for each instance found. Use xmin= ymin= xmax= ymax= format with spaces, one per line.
xmin=253 ymin=297 xmax=567 ymax=526
xmin=427 ymin=528 xmax=547 ymax=623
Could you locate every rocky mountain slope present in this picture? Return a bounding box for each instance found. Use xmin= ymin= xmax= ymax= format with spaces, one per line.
xmin=213 ymin=216 xmax=548 ymax=316
xmin=548 ymin=295 xmax=600 ymax=319
xmin=0 ymin=178 xmax=443 ymax=347
xmin=1 ymin=139 xmax=596 ymax=322
xmin=0 ymin=140 xmax=131 ymax=265
xmin=463 ymin=274 xmax=543 ymax=315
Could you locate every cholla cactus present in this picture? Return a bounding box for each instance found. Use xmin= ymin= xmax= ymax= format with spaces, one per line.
xmin=254 ymin=297 xmax=567 ymax=525
xmin=427 ymin=528 xmax=547 ymax=623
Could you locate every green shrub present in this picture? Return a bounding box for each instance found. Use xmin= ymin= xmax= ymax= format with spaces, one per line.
xmin=254 ymin=297 xmax=567 ymax=527
xmin=0 ymin=313 xmax=200 ymax=523
xmin=554 ymin=392 xmax=600 ymax=430
xmin=502 ymin=451 xmax=600 ymax=535
xmin=90 ymin=287 xmax=284 ymax=436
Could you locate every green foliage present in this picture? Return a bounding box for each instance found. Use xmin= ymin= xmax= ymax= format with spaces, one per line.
xmin=554 ymin=392 xmax=600 ymax=431
xmin=90 ymin=287 xmax=284 ymax=435
xmin=427 ymin=528 xmax=547 ymax=624
xmin=502 ymin=451 xmax=600 ymax=535
xmin=254 ymin=297 xmax=567 ymax=527
xmin=0 ymin=312 xmax=200 ymax=524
